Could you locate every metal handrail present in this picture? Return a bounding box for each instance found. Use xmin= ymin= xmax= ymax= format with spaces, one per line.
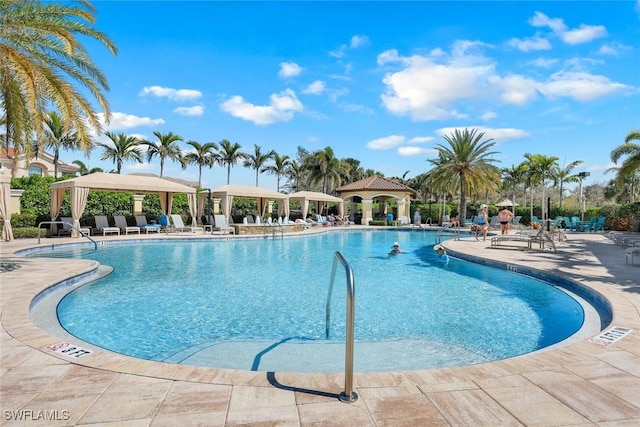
xmin=38 ymin=221 xmax=97 ymax=251
xmin=326 ymin=251 xmax=358 ymax=403
xmin=436 ymin=221 xmax=460 ymax=242
xmin=262 ymin=221 xmax=284 ymax=239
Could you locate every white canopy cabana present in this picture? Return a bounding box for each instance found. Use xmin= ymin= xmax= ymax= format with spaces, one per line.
xmin=288 ymin=191 xmax=344 ymax=219
xmin=0 ymin=170 xmax=13 ymax=241
xmin=210 ymin=184 xmax=289 ymax=220
xmin=50 ymin=173 xmax=197 ymax=236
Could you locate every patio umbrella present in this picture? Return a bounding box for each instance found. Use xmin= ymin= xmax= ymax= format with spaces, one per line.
xmin=496 ymin=199 xmax=518 ymax=207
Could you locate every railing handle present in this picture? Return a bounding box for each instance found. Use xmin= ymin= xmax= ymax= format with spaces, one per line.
xmin=327 ymin=251 xmax=358 ymax=403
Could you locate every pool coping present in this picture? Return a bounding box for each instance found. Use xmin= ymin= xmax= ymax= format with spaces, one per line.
xmin=2 ymin=229 xmax=639 ymax=425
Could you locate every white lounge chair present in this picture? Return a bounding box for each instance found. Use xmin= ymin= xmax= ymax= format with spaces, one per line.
xmin=213 ymin=214 xmax=235 ymax=235
xmin=114 ymin=215 xmax=140 ymax=235
xmin=94 ymin=215 xmax=120 ymax=235
xmin=135 ymin=215 xmax=161 ymax=233
xmin=170 ymin=214 xmax=203 ymax=233
xmin=625 ymin=247 xmax=640 ymax=266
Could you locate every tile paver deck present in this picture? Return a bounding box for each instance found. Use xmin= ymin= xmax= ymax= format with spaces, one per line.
xmin=1 ymin=228 xmax=638 ymax=426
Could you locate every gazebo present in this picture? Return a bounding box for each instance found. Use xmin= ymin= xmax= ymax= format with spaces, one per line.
xmin=335 ymin=176 xmax=414 ymax=225
xmin=288 ymin=191 xmax=344 ymax=219
xmin=209 ymin=184 xmax=289 ymax=220
xmin=50 ymin=173 xmax=197 ymax=237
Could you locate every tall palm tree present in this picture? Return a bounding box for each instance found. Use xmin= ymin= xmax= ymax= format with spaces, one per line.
xmin=552 ymin=159 xmax=583 ymax=209
xmin=97 ymin=132 xmax=143 ymax=174
xmin=304 ymin=146 xmax=343 ymax=193
xmin=43 ymin=111 xmax=86 ymax=178
xmin=501 ymin=164 xmax=529 ymax=208
xmin=262 ymin=152 xmax=291 ymax=191
xmin=243 ymin=144 xmax=275 ymax=187
xmin=284 ymin=160 xmax=306 ymax=192
xmin=141 ymin=131 xmax=185 ymax=178
xmin=184 ymin=141 xmax=219 ymax=188
xmin=610 ymin=130 xmax=640 ymax=202
xmin=0 ymin=0 xmax=117 ymax=173
xmin=72 ymin=159 xmax=102 ymax=175
xmin=218 ymin=139 xmax=245 ymax=184
xmin=341 ymin=158 xmax=364 ymax=184
xmin=523 ymin=153 xmax=558 ymax=221
xmin=427 ymin=128 xmax=501 ymax=223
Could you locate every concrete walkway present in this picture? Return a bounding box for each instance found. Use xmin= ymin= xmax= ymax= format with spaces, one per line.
xmin=1 ymin=230 xmax=639 ymax=426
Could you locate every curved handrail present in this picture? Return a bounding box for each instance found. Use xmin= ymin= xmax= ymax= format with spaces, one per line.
xmin=326 ymin=251 xmax=358 ymax=403
xmin=37 ymin=221 xmax=97 ymax=251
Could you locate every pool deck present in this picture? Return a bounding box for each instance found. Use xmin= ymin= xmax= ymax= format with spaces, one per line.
xmin=1 ymin=228 xmax=639 ymax=426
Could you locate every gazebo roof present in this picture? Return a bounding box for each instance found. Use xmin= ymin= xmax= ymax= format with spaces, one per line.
xmin=50 ymin=172 xmax=196 ymax=194
xmin=335 ymin=175 xmax=414 ymax=193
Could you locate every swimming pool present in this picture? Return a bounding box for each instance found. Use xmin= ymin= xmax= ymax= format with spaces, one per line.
xmin=32 ymin=229 xmax=588 ymax=372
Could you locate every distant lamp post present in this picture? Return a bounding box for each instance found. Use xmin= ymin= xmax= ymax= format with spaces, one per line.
xmin=578 ymin=172 xmax=590 ymax=221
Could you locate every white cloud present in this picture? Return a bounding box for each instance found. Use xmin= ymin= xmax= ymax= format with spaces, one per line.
xmin=506 ymin=36 xmax=552 ymax=52
xmin=366 ymin=135 xmax=405 ymax=150
xmin=398 ymin=146 xmax=435 ymax=156
xmin=140 ymin=85 xmax=202 ymax=101
xmin=489 ymin=74 xmax=539 ymax=105
xmin=407 ymin=136 xmax=434 ymax=144
xmin=278 ymin=62 xmax=303 ymax=78
xmin=173 ymin=106 xmax=204 ymax=116
xmin=528 ymin=58 xmax=559 ymax=68
xmin=597 ymin=42 xmax=630 ymax=56
xmin=350 ymin=35 xmax=369 ymax=48
xmin=527 ymin=12 xmax=607 ymax=45
xmin=99 ymin=112 xmax=165 ymax=130
xmin=367 ymin=135 xmax=405 ymax=150
xmin=561 ymin=24 xmax=607 ymax=45
xmin=529 ymin=12 xmax=567 ymax=33
xmin=539 ymin=71 xmax=630 ymax=101
xmin=219 ymin=88 xmax=304 ymax=125
xmin=302 ymin=80 xmax=326 ymax=95
xmin=379 ymin=52 xmax=489 ymax=120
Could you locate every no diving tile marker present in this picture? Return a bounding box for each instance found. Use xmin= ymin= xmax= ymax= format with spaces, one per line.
xmin=47 ymin=342 xmax=92 ymax=358
xmin=589 ymin=326 xmax=632 ymax=346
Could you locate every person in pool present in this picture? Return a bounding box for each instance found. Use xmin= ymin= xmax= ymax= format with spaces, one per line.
xmin=389 ymin=242 xmax=405 ymax=255
xmin=434 ymin=244 xmax=450 ymax=264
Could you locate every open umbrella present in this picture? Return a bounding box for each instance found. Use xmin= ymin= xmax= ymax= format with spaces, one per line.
xmin=496 ymin=199 xmax=518 ymax=207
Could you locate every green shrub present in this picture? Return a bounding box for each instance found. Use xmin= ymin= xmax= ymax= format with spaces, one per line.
xmin=10 ymin=213 xmax=37 ymax=228
xmin=368 ymin=220 xmax=387 ymax=226
xmin=12 ymin=227 xmax=44 ymax=239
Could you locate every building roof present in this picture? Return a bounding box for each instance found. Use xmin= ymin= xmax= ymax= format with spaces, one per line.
xmin=50 ymin=172 xmax=196 ymax=194
xmin=335 ymin=175 xmax=414 ymax=193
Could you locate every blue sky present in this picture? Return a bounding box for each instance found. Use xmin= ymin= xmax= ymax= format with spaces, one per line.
xmin=67 ymin=0 xmax=640 ymax=191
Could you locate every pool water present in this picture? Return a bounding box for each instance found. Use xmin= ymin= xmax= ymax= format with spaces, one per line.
xmin=39 ymin=229 xmax=585 ymax=372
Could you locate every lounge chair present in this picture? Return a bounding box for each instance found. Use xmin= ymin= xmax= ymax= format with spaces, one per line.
xmin=625 ymin=247 xmax=640 ymax=266
xmin=580 ymin=217 xmax=598 ymax=232
xmin=594 ymin=216 xmax=606 ymax=232
xmin=489 ymin=215 xmax=499 ymax=230
xmin=243 ymin=215 xmax=255 ymax=224
xmin=58 ymin=217 xmax=91 ymax=236
xmin=114 ymin=215 xmax=140 ymax=235
xmin=94 ymin=215 xmax=120 ymax=235
xmin=510 ymin=215 xmax=522 ymax=230
xmin=135 ymin=215 xmax=161 ymax=233
xmin=490 ymin=223 xmax=556 ymax=251
xmin=158 ymin=214 xmax=174 ymax=233
xmin=170 ymin=214 xmax=203 ymax=233
xmin=213 ymin=214 xmax=235 ymax=235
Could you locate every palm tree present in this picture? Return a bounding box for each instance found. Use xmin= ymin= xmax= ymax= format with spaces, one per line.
xmin=43 ymin=111 xmax=85 ymax=178
xmin=184 ymin=141 xmax=219 ymax=188
xmin=218 ymin=139 xmax=245 ymax=184
xmin=552 ymin=159 xmax=583 ymax=209
xmin=501 ymin=164 xmax=528 ymax=208
xmin=0 ymin=0 xmax=117 ymax=173
xmin=97 ymin=132 xmax=143 ymax=174
xmin=427 ymin=128 xmax=501 ymax=223
xmin=523 ymin=153 xmax=559 ymax=221
xmin=72 ymin=159 xmax=102 ymax=175
xmin=610 ymin=130 xmax=640 ymax=202
xmin=304 ymin=146 xmax=343 ymax=193
xmin=243 ymin=144 xmax=275 ymax=187
xmin=141 ymin=131 xmax=185 ymax=177
xmin=262 ymin=152 xmax=291 ymax=191
xmin=284 ymin=160 xmax=306 ymax=192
